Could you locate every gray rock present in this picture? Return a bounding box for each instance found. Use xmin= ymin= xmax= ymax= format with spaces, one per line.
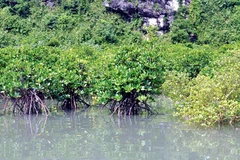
xmin=42 ymin=0 xmax=56 ymax=7
xmin=182 ymin=0 xmax=192 ymax=6
xmin=104 ymin=0 xmax=136 ymax=18
xmin=104 ymin=0 xmax=192 ymax=33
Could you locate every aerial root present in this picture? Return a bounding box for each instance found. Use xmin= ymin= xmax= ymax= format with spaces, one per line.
xmin=61 ymin=93 xmax=90 ymax=110
xmin=4 ymin=89 xmax=49 ymax=115
xmin=108 ymin=96 xmax=158 ymax=117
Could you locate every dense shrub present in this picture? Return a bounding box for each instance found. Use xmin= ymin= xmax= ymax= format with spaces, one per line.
xmin=0 ymin=46 xmax=97 ymax=113
xmin=61 ymin=0 xmax=93 ymax=14
xmin=159 ymin=44 xmax=214 ymax=78
xmin=163 ymin=46 xmax=240 ymax=126
xmin=0 ymin=29 xmax=15 ymax=48
xmin=42 ymin=13 xmax=59 ymax=30
xmin=94 ymin=43 xmax=165 ymax=115
xmin=9 ymin=1 xmax=31 ymax=18
xmin=57 ymin=13 xmax=76 ymax=30
xmin=171 ymin=0 xmax=240 ymax=45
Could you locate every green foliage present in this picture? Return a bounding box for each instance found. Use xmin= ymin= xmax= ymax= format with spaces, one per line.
xmin=0 ymin=0 xmax=18 ymax=8
xmin=9 ymin=1 xmax=31 ymax=18
xmin=170 ymin=28 xmax=190 ymax=43
xmin=0 ymin=46 xmax=97 ymax=110
xmin=0 ymin=29 xmax=15 ymax=48
xmin=163 ymin=46 xmax=240 ymax=126
xmin=0 ymin=0 xmax=144 ymax=47
xmin=93 ymin=20 xmax=119 ymax=44
xmin=61 ymin=0 xmax=93 ymax=14
xmin=1 ymin=14 xmax=32 ymax=34
xmin=95 ymin=43 xmax=165 ymax=104
xmin=171 ymin=0 xmax=240 ymax=45
xmin=42 ymin=13 xmax=58 ymax=30
xmin=47 ymin=38 xmax=60 ymax=47
xmin=170 ymin=6 xmax=194 ymax=43
xmin=162 ymin=71 xmax=190 ymax=101
xmin=160 ymin=44 xmax=214 ymax=78
xmin=57 ymin=13 xmax=76 ymax=30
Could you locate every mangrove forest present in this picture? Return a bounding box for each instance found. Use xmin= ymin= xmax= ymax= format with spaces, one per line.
xmin=0 ymin=0 xmax=240 ymax=127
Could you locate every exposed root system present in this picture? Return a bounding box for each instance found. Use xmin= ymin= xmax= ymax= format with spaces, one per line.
xmin=4 ymin=89 xmax=49 ymax=115
xmin=105 ymin=90 xmax=158 ymax=117
xmin=61 ymin=92 xmax=90 ymax=110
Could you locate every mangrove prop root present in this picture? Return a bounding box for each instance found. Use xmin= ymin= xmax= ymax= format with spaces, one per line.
xmin=7 ymin=89 xmax=49 ymax=115
xmin=2 ymin=94 xmax=9 ymax=113
xmin=61 ymin=94 xmax=90 ymax=110
xmin=107 ymin=91 xmax=158 ymax=117
xmin=109 ymin=98 xmax=157 ymax=116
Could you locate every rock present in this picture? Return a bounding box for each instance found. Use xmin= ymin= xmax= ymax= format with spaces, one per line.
xmin=104 ymin=0 xmax=192 ymax=34
xmin=42 ymin=0 xmax=56 ymax=7
xmin=182 ymin=0 xmax=192 ymax=6
xmin=104 ymin=0 xmax=136 ymax=17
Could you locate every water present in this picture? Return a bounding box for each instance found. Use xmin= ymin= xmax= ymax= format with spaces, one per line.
xmin=1 ymin=107 xmax=240 ymax=159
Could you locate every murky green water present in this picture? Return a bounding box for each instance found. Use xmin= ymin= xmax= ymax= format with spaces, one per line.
xmin=1 ymin=104 xmax=240 ymax=160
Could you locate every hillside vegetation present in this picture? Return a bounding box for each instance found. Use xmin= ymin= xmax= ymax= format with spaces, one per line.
xmin=0 ymin=0 xmax=239 ymax=126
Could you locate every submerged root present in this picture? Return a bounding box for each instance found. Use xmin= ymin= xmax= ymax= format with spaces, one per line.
xmin=1 ymin=93 xmax=9 ymax=113
xmin=61 ymin=93 xmax=90 ymax=110
xmin=107 ymin=91 xmax=158 ymax=117
xmin=110 ymin=99 xmax=157 ymax=117
xmin=5 ymin=89 xmax=49 ymax=115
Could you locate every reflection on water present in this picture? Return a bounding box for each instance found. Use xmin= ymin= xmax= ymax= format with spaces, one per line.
xmin=0 ymin=108 xmax=240 ymax=160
